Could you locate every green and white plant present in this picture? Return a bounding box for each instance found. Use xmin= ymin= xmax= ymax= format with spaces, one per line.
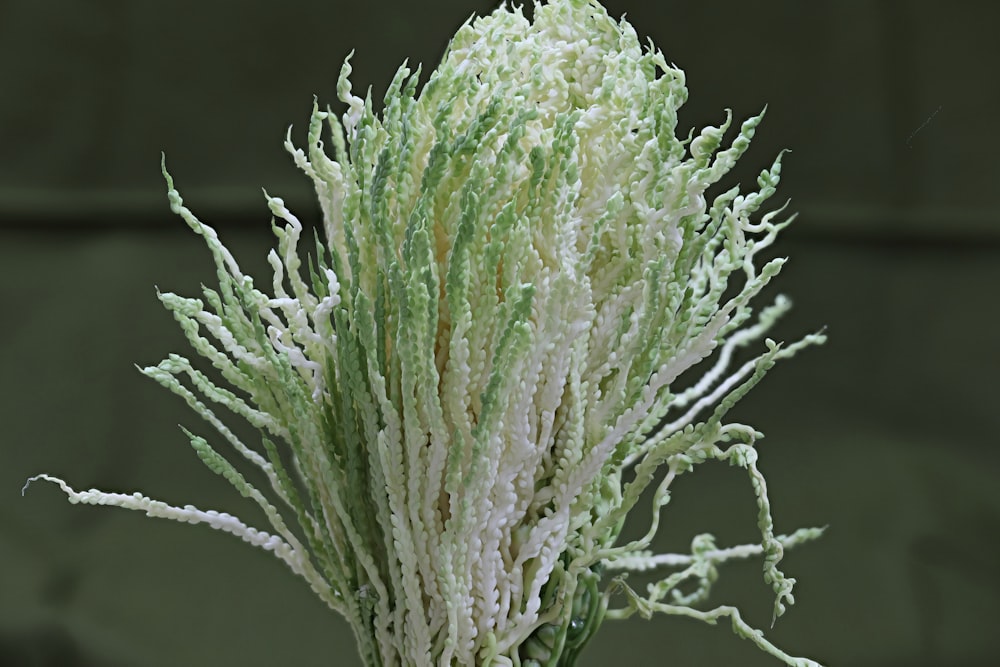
xmin=26 ymin=1 xmax=826 ymax=665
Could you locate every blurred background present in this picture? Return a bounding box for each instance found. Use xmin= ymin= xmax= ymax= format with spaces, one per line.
xmin=2 ymin=1 xmax=997 ymax=665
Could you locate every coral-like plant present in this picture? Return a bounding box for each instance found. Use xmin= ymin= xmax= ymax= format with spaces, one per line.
xmin=26 ymin=1 xmax=826 ymax=665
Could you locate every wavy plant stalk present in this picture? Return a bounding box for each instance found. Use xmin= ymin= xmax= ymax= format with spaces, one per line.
xmin=26 ymin=1 xmax=826 ymax=665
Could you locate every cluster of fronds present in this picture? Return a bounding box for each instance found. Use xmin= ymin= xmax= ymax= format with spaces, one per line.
xmin=28 ymin=1 xmax=824 ymax=665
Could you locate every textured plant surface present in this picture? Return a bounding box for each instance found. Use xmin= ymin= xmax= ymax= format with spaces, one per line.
xmin=27 ymin=1 xmax=826 ymax=665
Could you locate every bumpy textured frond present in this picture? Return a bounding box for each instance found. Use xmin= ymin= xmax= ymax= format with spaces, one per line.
xmin=28 ymin=1 xmax=824 ymax=665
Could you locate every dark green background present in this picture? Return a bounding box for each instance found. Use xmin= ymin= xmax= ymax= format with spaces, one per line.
xmin=3 ymin=1 xmax=997 ymax=665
